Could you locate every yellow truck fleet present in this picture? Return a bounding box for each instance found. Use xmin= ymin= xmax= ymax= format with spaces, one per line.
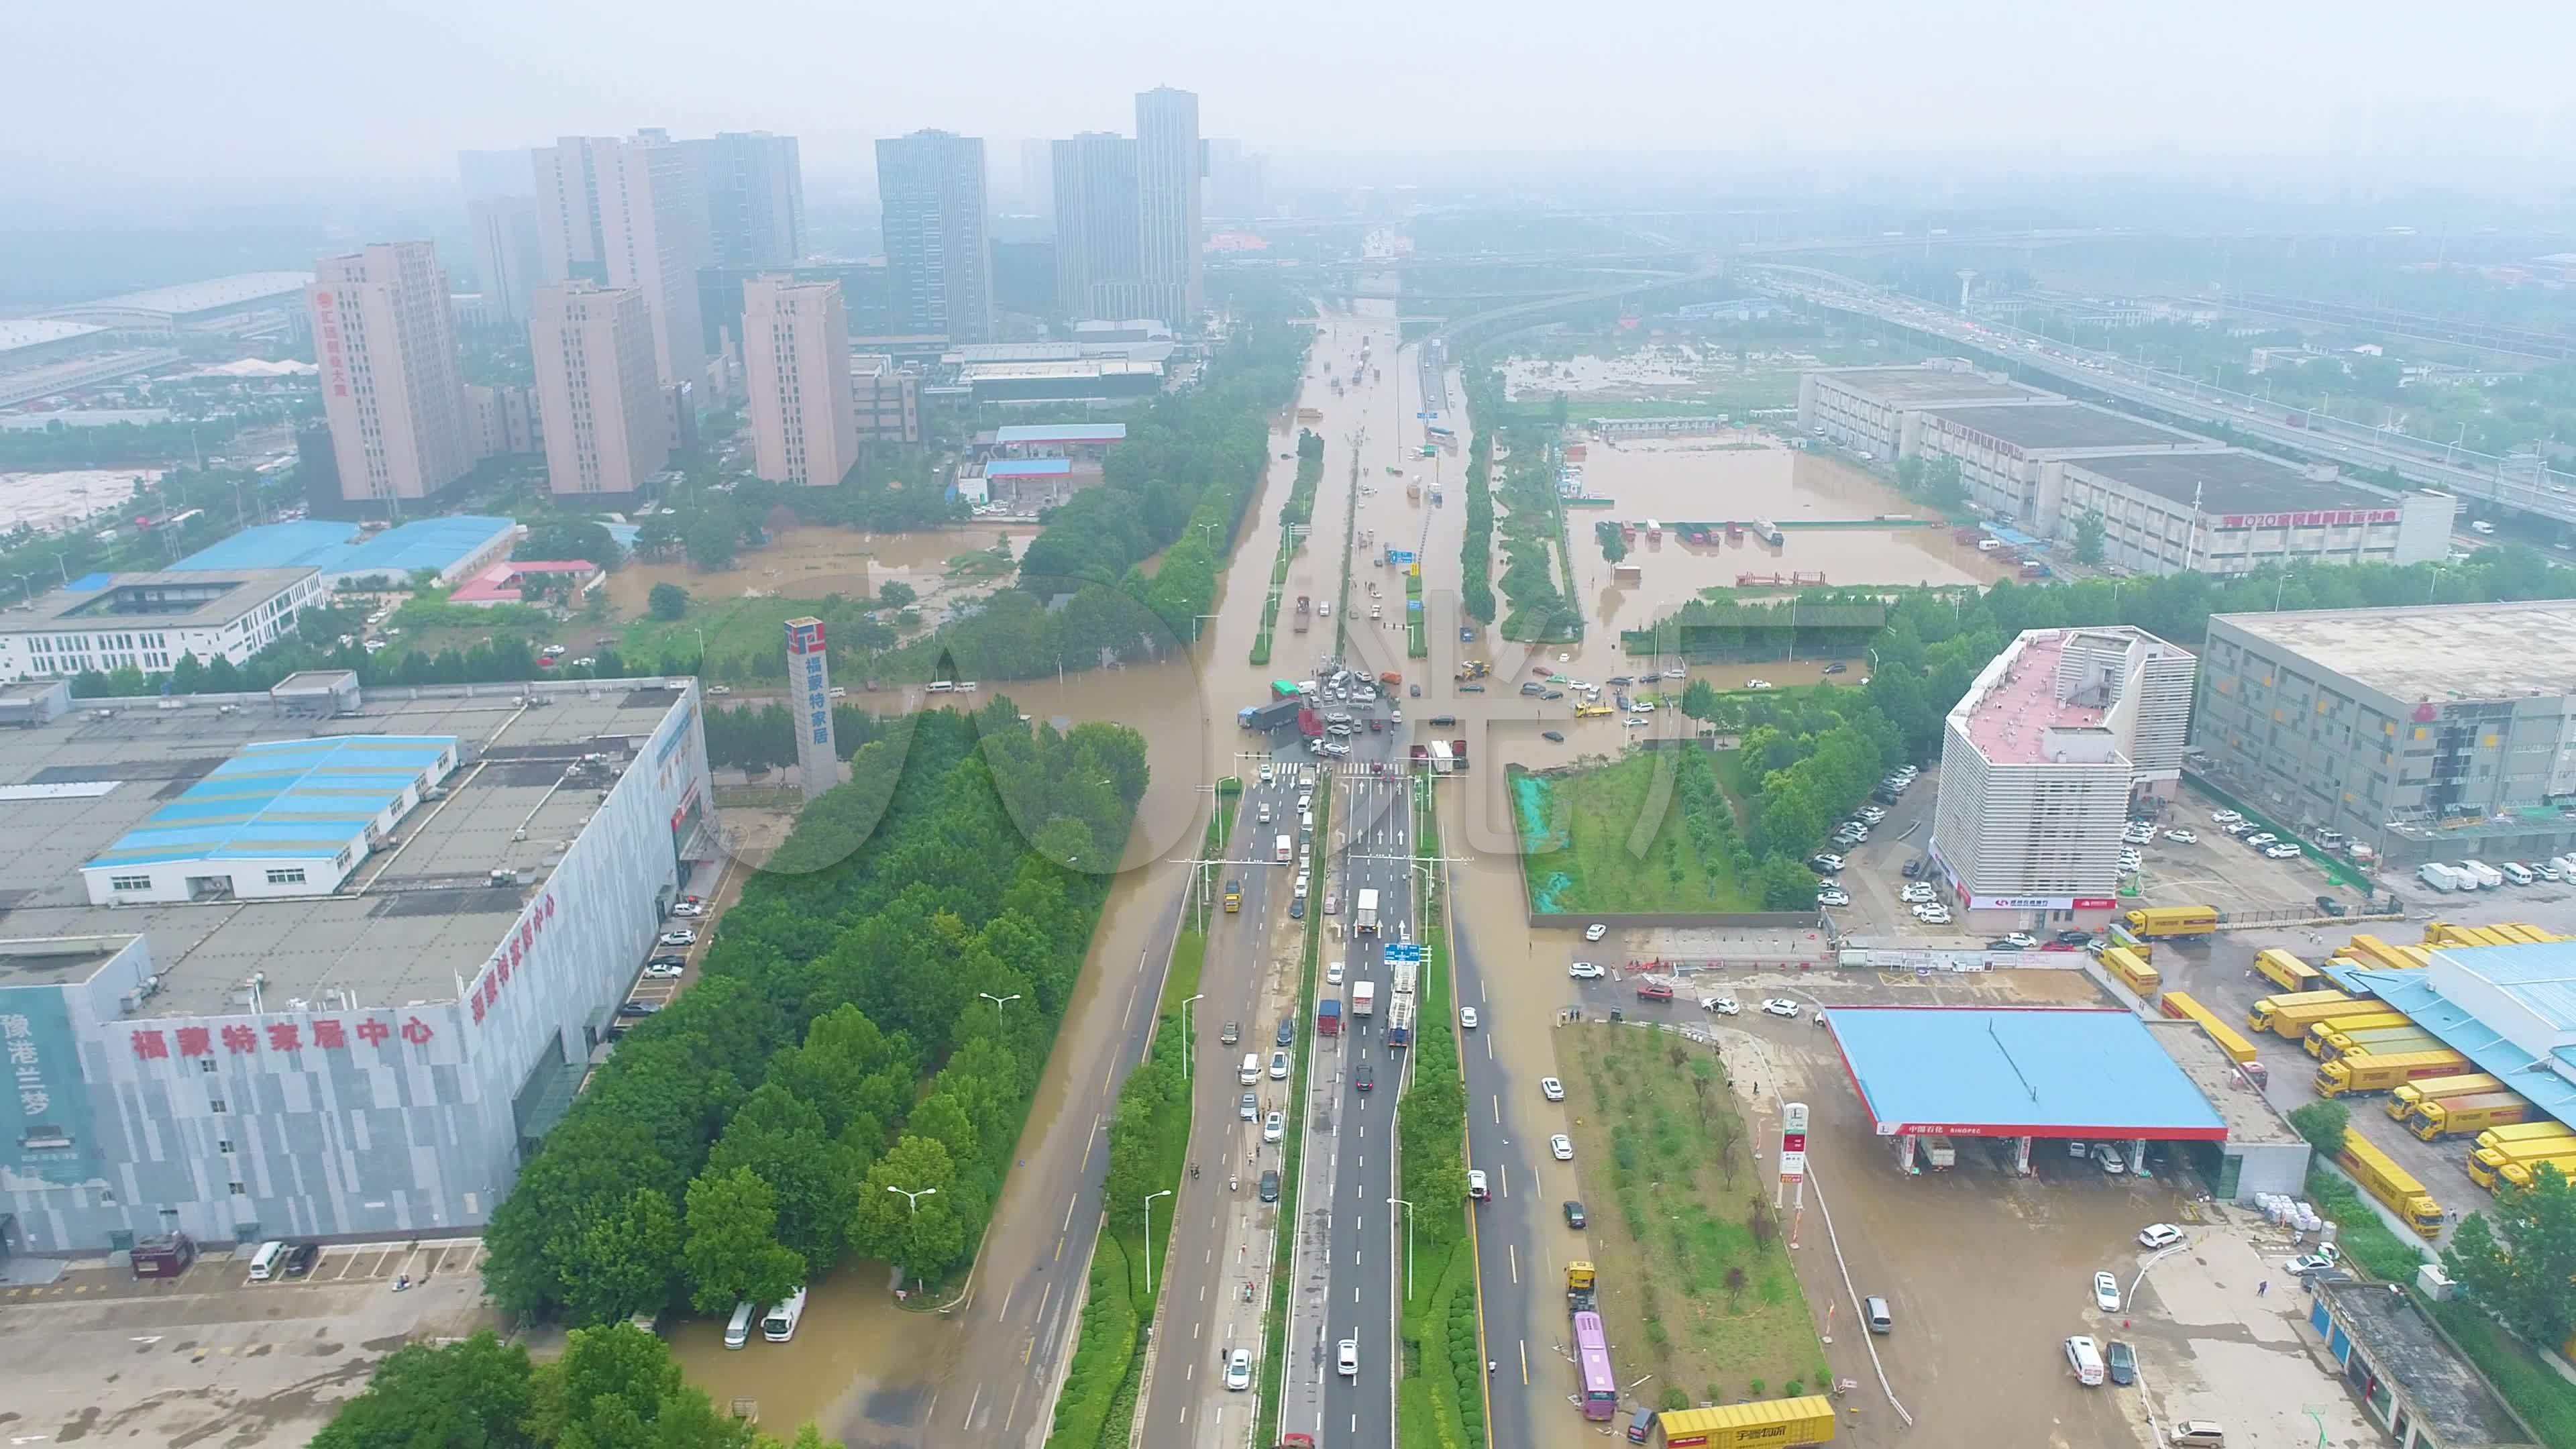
xmin=2498 ymin=1154 xmax=2576 ymax=1191
xmin=2102 ymin=946 xmax=2159 ymax=998
xmin=2122 ymin=905 xmax=2218 ymax=938
xmin=2253 ymin=947 xmax=2324 ymax=991
xmin=2299 ymin=1011 xmax=2410 ymax=1057
xmin=2337 ymin=1129 xmax=2444 ymax=1237
xmin=2475 ymin=1122 xmax=2576 ymax=1154
xmin=2159 ymin=992 xmax=2262 ymax=1073
xmin=2469 ymin=1137 xmax=2576 ymax=1189
xmin=2385 ymin=1072 xmax=2508 ymax=1120
xmin=2314 ymin=1047 xmax=2472 ymax=1096
xmin=2314 ymin=1026 xmax=2441 ymax=1062
xmin=2247 ymin=991 xmax=2360 ymax=1039
xmin=2406 ymin=1092 xmax=2532 ymax=1140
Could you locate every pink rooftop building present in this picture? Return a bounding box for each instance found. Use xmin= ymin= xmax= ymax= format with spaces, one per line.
xmin=448 ymin=559 xmax=603 ymax=607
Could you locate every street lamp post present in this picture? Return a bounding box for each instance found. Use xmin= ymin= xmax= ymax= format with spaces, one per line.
xmin=1181 ymin=994 xmax=1204 ymax=1083
xmin=1144 ymin=1188 xmax=1174 ymax=1296
xmin=978 ymin=991 xmax=1021 ymax=1024
xmin=1387 ymin=1196 xmax=1416 ymax=1297
xmin=886 ymin=1184 xmax=936 ymax=1214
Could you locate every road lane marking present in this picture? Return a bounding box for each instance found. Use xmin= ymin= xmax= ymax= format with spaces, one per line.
xmin=999 ymin=1282 xmax=1016 ymax=1317
xmin=1509 ymin=1244 xmax=1518 ymax=1285
xmin=962 ymin=1385 xmax=981 ymax=1428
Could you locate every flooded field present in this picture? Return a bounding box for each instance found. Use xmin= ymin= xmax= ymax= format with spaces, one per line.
xmin=1564 ymin=436 xmax=2015 ymax=629
xmin=0 ymin=467 xmax=162 ymax=533
xmin=600 ymin=521 xmax=1042 ymax=623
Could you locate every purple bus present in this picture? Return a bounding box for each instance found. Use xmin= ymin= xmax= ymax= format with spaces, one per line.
xmin=1573 ymin=1310 xmax=1617 ymax=1420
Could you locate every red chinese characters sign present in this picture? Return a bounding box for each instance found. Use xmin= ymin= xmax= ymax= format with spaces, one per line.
xmin=466 ymin=890 xmax=559 ymax=1028
xmin=131 ymin=1014 xmax=434 ymax=1061
xmin=2214 ymin=508 xmax=2399 ymax=530
xmin=313 ymin=289 xmax=350 ymax=400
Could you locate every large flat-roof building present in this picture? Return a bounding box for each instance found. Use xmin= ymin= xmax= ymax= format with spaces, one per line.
xmin=2049 ymin=449 xmax=2453 ymax=576
xmin=1931 ymin=626 xmax=2195 ymax=930
xmin=2197 ymin=602 xmax=2576 ymax=867
xmin=0 ymin=680 xmax=714 ymax=1252
xmin=167 ymin=517 xmax=515 ymax=589
xmin=1797 ymin=363 xmax=2059 ymax=458
xmin=0 ymin=570 xmax=327 ymax=682
xmin=309 ymin=243 xmax=476 ymax=508
xmin=40 ymin=273 xmax=315 ymax=337
xmin=1907 ymin=400 xmax=2224 ymax=527
xmin=2349 ymin=943 xmax=2575 ymax=1140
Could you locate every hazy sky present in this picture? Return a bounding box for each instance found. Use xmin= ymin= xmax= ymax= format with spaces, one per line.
xmin=7 ymin=0 xmax=2573 ymax=201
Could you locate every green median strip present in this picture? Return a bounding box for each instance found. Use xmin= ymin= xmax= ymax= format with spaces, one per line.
xmin=1399 ymin=782 xmax=1484 ymax=1449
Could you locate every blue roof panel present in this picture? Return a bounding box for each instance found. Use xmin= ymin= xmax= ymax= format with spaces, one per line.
xmin=995 ymin=423 xmax=1127 ymax=444
xmin=1827 ymin=1006 xmax=2228 ymax=1139
xmin=85 ymin=735 xmax=455 ymax=870
xmin=170 ymin=516 xmax=513 ymax=580
xmin=2355 ymin=959 xmax=2576 ymax=1130
xmin=169 ymin=519 xmax=361 ymax=572
xmin=985 ymin=458 xmax=1073 ymax=477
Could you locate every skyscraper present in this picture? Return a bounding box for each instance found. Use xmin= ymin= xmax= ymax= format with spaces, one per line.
xmin=1052 ymin=132 xmax=1142 ymax=324
xmin=308 ymin=242 xmax=474 ymax=507
xmin=1134 ymin=87 xmax=1204 ymax=327
xmin=458 ymin=149 xmax=544 ymax=323
xmin=532 ymin=133 xmax=711 ymax=394
xmin=743 ymin=277 xmax=859 ymax=488
xmin=684 ymin=132 xmax=806 ymax=268
xmin=1203 ymin=138 xmax=1269 ymax=220
xmin=531 ymin=282 xmax=667 ymax=499
xmin=1018 ymin=138 xmax=1055 ymax=217
xmin=875 ymin=129 xmax=993 ymax=343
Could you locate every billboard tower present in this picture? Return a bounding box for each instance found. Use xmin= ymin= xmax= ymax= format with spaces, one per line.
xmin=786 ymin=617 xmax=839 ymax=801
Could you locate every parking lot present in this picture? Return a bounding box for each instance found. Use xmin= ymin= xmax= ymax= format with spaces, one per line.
xmin=0 ymin=1238 xmax=496 ymax=1448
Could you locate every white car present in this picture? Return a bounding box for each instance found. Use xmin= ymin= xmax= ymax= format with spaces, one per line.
xmin=1584 ymin=923 xmax=1607 ymax=942
xmin=1327 ymin=961 xmax=1344 ymax=986
xmin=1568 ymin=961 xmax=1605 ymax=979
xmin=1857 ymin=807 xmax=1888 ymax=823
xmin=670 ymin=901 xmax=704 ymax=917
xmin=2265 ymin=844 xmax=2302 ymax=859
xmin=1911 ymin=902 xmax=1949 ymax=918
xmin=1460 ymin=1007 xmax=1479 ymax=1030
xmin=1762 ymin=998 xmax=1801 ymax=1019
xmin=2284 ymin=1243 xmax=2344 ymax=1275
xmin=1746 ymin=679 xmax=1774 ymax=690
xmin=2092 ymin=1271 xmax=2122 ymax=1313
xmin=1225 ymin=1347 xmax=1254 ymax=1391
xmin=1662 ymin=667 xmax=1686 ymax=680
xmin=657 ymin=929 xmax=696 ymax=947
xmin=2164 ymin=828 xmax=2198 ymax=844
xmin=1701 ymin=994 xmax=1741 ymax=1016
xmin=1817 ymin=889 xmax=1850 ymax=907
xmin=1900 ymin=883 xmax=1937 ymax=902
xmin=643 ymin=963 xmax=684 ymax=979
xmin=1541 ymin=1077 xmax=1565 ymax=1101
xmin=2137 ymin=1223 xmax=2184 ymax=1250
xmin=1550 ymin=1134 xmax=1574 ymax=1161
xmin=1263 ymin=1110 xmax=1284 ymax=1144
xmin=2000 ymin=932 xmax=2037 ymax=948
xmin=2210 ymin=810 xmax=2242 ymax=823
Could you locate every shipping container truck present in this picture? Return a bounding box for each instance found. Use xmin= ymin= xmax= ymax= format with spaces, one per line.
xmin=1352 ymin=980 xmax=1377 ymax=1017
xmin=1293 ymin=595 xmax=1311 ymax=634
xmin=1241 ymin=698 xmax=1302 ymax=732
xmin=2407 ymin=1093 xmax=2532 ymax=1140
xmin=2337 ymin=1128 xmax=2443 ymax=1237
xmin=2496 ymin=1153 xmax=2576 ymax=1191
xmin=2385 ymin=1073 xmax=2505 ymax=1120
xmin=2469 ymin=1136 xmax=2576 ymax=1187
xmin=2253 ymin=948 xmax=2324 ymax=991
xmin=2314 ymin=1047 xmax=2472 ymax=1096
xmin=1355 ymin=888 xmax=1381 ymax=936
xmin=2102 ymin=946 xmax=2160 ymax=997
xmin=2301 ymin=1012 xmax=2416 ymax=1057
xmin=2247 ymin=991 xmax=2361 ymax=1038
xmin=2159 ymin=991 xmax=2262 ymax=1071
xmin=1385 ymin=997 xmax=1413 ymax=1048
xmin=1297 ymin=706 xmax=1322 ymax=740
xmin=1271 ymin=680 xmax=1301 ymax=701
xmin=1921 ymin=1135 xmax=1957 ymax=1170
xmin=1317 ymin=998 xmax=1341 ymax=1036
xmin=2121 ymin=904 xmax=2219 ymax=937
xmin=2343 ymin=935 xmax=2414 ymax=974
xmin=1450 ymin=738 xmax=1470 ymax=771
xmin=2475 ymin=1122 xmax=2576 ymax=1154
xmin=1653 ymin=1398 xmax=1840 ymax=1448
xmin=2317 ymin=1027 xmax=2442 ymax=1063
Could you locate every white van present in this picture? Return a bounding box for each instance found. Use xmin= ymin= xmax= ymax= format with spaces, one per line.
xmin=1257 ymin=802 xmax=1273 ymax=826
xmin=723 ymin=1299 xmax=757 ymax=1349
xmin=2418 ymin=863 xmax=2459 ymax=892
xmin=247 ymin=1240 xmax=288 ymax=1281
xmin=2064 ymin=1335 xmax=2106 ymax=1386
xmin=2167 ymin=1422 xmax=2226 ymax=1447
xmin=1240 ymin=1053 xmax=1262 ymax=1085
xmin=761 ymin=1286 xmax=808 ymax=1342
xmin=2501 ymin=861 xmax=2535 ymax=886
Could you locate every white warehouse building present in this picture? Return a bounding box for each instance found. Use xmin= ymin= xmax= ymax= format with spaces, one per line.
xmin=0 ymin=570 xmax=326 ymax=682
xmin=2044 ymin=449 xmax=2453 ymax=577
xmin=1796 ymin=363 xmax=2059 ymax=458
xmin=1929 ymin=627 xmax=2196 ymax=934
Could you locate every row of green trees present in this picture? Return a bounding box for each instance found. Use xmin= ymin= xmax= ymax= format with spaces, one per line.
xmin=1460 ymin=364 xmax=1580 ymax=640
xmin=480 ymin=702 xmax=1146 ymax=1326
xmin=1459 ymin=427 xmax=1497 ymax=623
xmin=313 ymin=1324 xmax=842 ymax=1449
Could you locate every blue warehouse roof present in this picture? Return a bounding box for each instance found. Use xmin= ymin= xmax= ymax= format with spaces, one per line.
xmin=995 ymin=423 xmax=1127 ymax=444
xmin=1827 ymin=1006 xmax=2229 ymax=1140
xmin=332 ymin=517 xmax=514 ymax=578
xmin=984 ymin=458 xmax=1073 ymax=477
xmin=168 ymin=519 xmax=361 ymax=572
xmin=85 ymin=735 xmax=455 ymax=869
xmin=171 ymin=517 xmax=513 ymax=580
xmin=2353 ymin=949 xmax=2576 ymax=1132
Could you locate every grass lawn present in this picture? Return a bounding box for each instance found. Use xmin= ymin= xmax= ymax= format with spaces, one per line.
xmin=1513 ymin=753 xmax=1758 ymax=913
xmin=1564 ymin=1025 xmax=1829 ymax=1406
xmin=620 ymin=595 xmax=821 ymax=673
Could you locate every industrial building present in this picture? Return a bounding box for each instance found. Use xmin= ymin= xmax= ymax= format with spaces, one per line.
xmin=0 ymin=679 xmax=713 ymax=1253
xmin=2196 ymin=602 xmax=2576 ymax=867
xmin=2305 ymin=1279 xmax=2539 ymax=1449
xmin=0 ymin=570 xmax=330 ymax=682
xmin=0 ymin=319 xmax=178 ymax=411
xmin=2047 ymin=449 xmax=2453 ymax=576
xmin=1795 ymin=362 xmax=2059 ymax=458
xmin=1823 ymin=1007 xmax=2306 ymax=1198
xmin=1904 ymin=400 xmax=2223 ymax=525
xmin=166 ymin=517 xmax=517 ymax=590
xmin=2343 ymin=942 xmax=2575 ymax=1141
xmin=977 ymin=421 xmax=1128 ymax=462
xmin=39 ymin=273 xmax=315 ymax=338
xmin=1930 ymin=627 xmax=2195 ymax=931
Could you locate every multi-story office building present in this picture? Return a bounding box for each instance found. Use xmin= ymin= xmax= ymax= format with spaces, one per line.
xmin=743 ymin=277 xmax=858 ymax=486
xmin=2048 ymin=450 xmax=2453 ymax=576
xmin=531 ymin=282 xmax=668 ymax=500
xmin=0 ymin=569 xmax=329 ymax=682
xmin=1796 ymin=363 xmax=2058 ymax=458
xmin=852 ymin=354 xmax=920 ymax=443
xmin=875 ymin=129 xmax=993 ymax=343
xmin=684 ymin=131 xmax=806 ymax=268
xmin=307 ymin=242 xmax=474 ymax=508
xmin=466 ymin=383 xmax=541 ymax=459
xmin=2196 ymin=602 xmax=2576 ymax=867
xmin=1930 ymin=627 xmax=2196 ymax=932
xmin=0 ymin=681 xmax=713 ymax=1252
xmin=532 ymin=133 xmax=710 ymax=396
xmin=1134 ymin=87 xmax=1203 ymax=327
xmin=1053 ymin=132 xmax=1144 ymax=324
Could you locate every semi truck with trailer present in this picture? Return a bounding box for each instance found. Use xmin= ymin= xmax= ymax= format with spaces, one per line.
xmin=2316 ymin=1027 xmax=2443 ymax=1063
xmin=2302 ymin=1010 xmax=2414 ymax=1053
xmin=2253 ymin=948 xmax=2325 ymax=991
xmin=2314 ymin=1047 xmax=2473 ymax=1096
xmin=2337 ymin=1129 xmax=2443 ymax=1237
xmin=2469 ymin=1136 xmax=2576 ymax=1188
xmin=2406 ymin=1093 xmax=2533 ymax=1140
xmin=2121 ymin=905 xmax=2219 ymax=938
xmin=2247 ymin=991 xmax=2361 ymax=1038
xmin=2386 ymin=1072 xmax=2506 ymax=1120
